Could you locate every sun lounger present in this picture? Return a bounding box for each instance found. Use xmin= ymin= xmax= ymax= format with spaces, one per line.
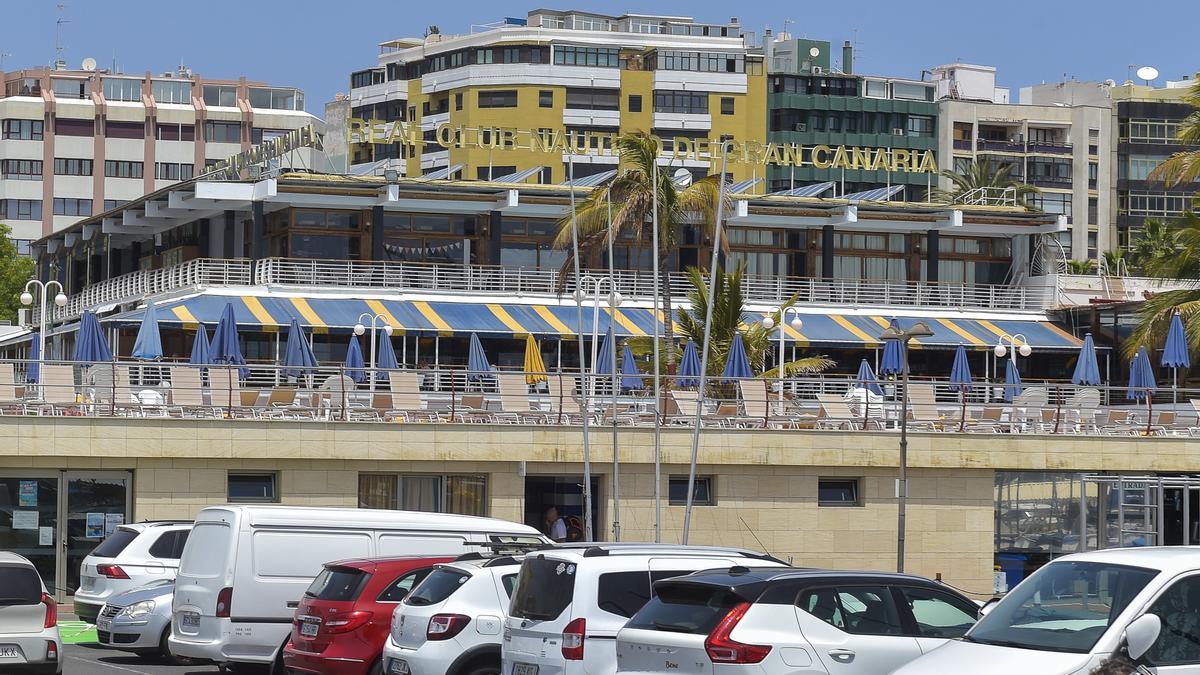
xmin=815 ymin=393 xmax=874 ymax=430
xmin=33 ymin=365 xmax=78 ymax=415
xmin=906 ymin=383 xmax=943 ymax=430
xmin=386 ymin=371 xmax=440 ymax=422
xmin=496 ymin=372 xmax=544 ymax=424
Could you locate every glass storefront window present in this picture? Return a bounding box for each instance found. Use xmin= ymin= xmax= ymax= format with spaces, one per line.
xmin=0 ymin=477 xmax=59 ymax=592
xmin=291 ymin=234 xmax=362 ymax=260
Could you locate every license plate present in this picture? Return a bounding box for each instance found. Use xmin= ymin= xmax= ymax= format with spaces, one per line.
xmin=0 ymin=646 xmax=18 ymax=658
xmin=513 ymin=663 xmax=538 ymax=675
xmin=182 ymin=613 xmax=201 ymax=628
xmin=389 ymin=659 xmax=410 ymax=675
xmin=300 ymin=621 xmax=319 ymax=637
xmin=97 ymin=619 xmax=110 ymax=631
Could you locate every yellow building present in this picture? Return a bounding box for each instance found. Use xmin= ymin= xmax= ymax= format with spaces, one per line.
xmin=346 ymin=9 xmax=767 ymax=184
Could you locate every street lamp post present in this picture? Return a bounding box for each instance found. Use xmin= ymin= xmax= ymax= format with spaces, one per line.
xmin=994 ymin=333 xmax=1031 ymax=402
xmin=21 ymin=279 xmax=67 ymax=390
xmin=879 ymin=320 xmax=934 ymax=573
xmin=354 ymin=312 xmax=394 ymax=391
xmin=761 ymin=307 xmax=804 ymax=409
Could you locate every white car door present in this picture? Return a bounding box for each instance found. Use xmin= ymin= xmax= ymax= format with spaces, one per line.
xmin=893 ymin=586 xmax=980 ymax=653
xmin=795 ymin=585 xmax=922 ymax=675
xmin=1136 ymin=573 xmax=1200 ymax=674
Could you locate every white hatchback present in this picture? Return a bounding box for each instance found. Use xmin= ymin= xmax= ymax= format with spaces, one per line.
xmin=0 ymin=552 xmax=62 ymax=674
xmin=75 ymin=521 xmax=192 ymax=624
xmin=383 ymin=555 xmax=523 ymax=675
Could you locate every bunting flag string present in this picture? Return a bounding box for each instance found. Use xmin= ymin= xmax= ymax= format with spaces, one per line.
xmin=384 ymin=240 xmax=464 ymax=259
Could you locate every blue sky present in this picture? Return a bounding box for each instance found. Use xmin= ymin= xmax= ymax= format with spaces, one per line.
xmin=3 ymin=0 xmax=1196 ymax=113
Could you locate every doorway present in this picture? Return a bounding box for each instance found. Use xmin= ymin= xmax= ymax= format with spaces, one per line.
xmin=1080 ymin=475 xmax=1200 ymax=551
xmin=524 ymin=475 xmax=601 ymax=542
xmin=0 ymin=471 xmax=131 ymax=601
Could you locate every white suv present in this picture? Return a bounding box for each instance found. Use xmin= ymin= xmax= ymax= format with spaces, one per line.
xmin=75 ymin=521 xmax=191 ymax=623
xmin=383 ymin=554 xmax=524 ymax=675
xmin=0 ymin=552 xmax=62 ymax=674
xmin=502 ymin=545 xmax=785 ymax=675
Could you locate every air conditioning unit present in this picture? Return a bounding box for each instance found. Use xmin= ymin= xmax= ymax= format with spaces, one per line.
xmin=794 ymin=122 xmax=807 ymax=132
xmin=811 ymin=65 xmax=824 ymax=75
xmin=892 ymin=128 xmax=905 ymax=136
xmin=17 ymin=308 xmax=30 ymax=328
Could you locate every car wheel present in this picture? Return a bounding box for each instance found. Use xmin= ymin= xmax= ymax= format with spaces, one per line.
xmin=159 ymin=629 xmax=192 ymax=666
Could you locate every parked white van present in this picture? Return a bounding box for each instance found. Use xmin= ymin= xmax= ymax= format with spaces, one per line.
xmin=893 ymin=547 xmax=1200 ymax=675
xmin=169 ymin=505 xmax=547 ymax=673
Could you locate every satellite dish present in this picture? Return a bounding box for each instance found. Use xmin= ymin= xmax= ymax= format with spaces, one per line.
xmin=673 ymin=167 xmax=693 ymax=187
xmin=808 ymin=46 xmax=820 ymax=58
xmin=81 ymin=57 xmax=97 ymax=71
xmin=1104 ymin=79 xmax=1117 ymax=87
xmin=1136 ymin=66 xmax=1159 ymax=82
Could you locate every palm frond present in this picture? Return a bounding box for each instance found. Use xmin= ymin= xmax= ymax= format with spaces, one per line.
xmin=1126 ymin=290 xmax=1200 ymax=359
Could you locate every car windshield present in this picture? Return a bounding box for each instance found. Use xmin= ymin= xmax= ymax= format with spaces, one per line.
xmin=967 ymin=561 xmax=1158 ymax=653
xmin=305 ymin=567 xmax=370 ymax=601
xmin=0 ymin=565 xmax=42 ymax=605
xmin=405 ymin=568 xmax=470 ymax=607
xmin=625 ymin=584 xmax=742 ymax=635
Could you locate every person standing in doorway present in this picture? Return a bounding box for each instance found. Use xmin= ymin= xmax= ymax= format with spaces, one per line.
xmin=545 ymin=506 xmax=567 ymax=542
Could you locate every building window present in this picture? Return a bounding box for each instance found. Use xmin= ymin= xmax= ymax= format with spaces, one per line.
xmin=54 ymin=118 xmax=95 ymax=137
xmin=201 ymin=84 xmax=238 ymax=107
xmin=1088 ymin=197 xmax=1098 ymax=225
xmin=53 ymin=158 xmax=93 ymax=176
xmin=103 ymin=199 xmax=127 ymax=211
xmin=102 ymin=77 xmax=142 ymax=102
xmin=454 ymin=92 xmax=463 ymax=111
xmin=152 ymin=80 xmax=193 ymax=105
xmin=628 ymin=94 xmax=642 ymax=112
xmin=104 ymin=160 xmax=144 ymax=179
xmin=653 ymin=90 xmax=709 ymax=114
xmin=553 ymin=46 xmax=619 ymax=67
xmin=668 ymin=476 xmax=715 ymax=506
xmin=818 ymin=478 xmax=861 ymax=506
xmin=478 ymin=90 xmax=518 ymax=108
xmin=655 ymin=50 xmax=744 ymax=73
xmin=0 ymin=199 xmax=43 ymax=220
xmin=155 ymin=162 xmax=194 ymax=181
xmin=1 ymin=159 xmax=43 ymax=180
xmin=53 ymin=198 xmax=92 ymax=217
xmin=864 ymin=79 xmax=888 ymax=98
xmin=249 ymin=87 xmax=302 ymax=111
xmin=2 ymin=119 xmax=44 ymax=140
xmin=565 ymin=88 xmax=619 ymax=110
xmin=156 ymin=123 xmax=195 ymax=141
xmin=204 ymin=121 xmax=242 ymax=143
xmin=539 ymin=90 xmax=554 ymax=108
xmin=227 ymin=472 xmax=278 ymax=503
xmin=104 ymin=120 xmax=144 ymax=139
xmin=358 ymin=474 xmax=487 ymax=516
xmin=4 ymin=78 xmax=41 ymax=97
xmin=51 ymin=78 xmax=88 ymax=99
xmin=907 ymin=115 xmax=935 ymax=137
xmin=1028 ymin=192 xmax=1073 ymax=219
xmin=720 ymin=97 xmax=734 ymax=115
xmin=250 ymin=128 xmax=289 ymax=145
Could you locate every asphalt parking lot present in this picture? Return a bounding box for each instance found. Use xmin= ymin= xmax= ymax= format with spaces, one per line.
xmin=63 ymin=644 xmax=224 ymax=675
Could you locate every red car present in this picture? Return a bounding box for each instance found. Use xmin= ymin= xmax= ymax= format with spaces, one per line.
xmin=283 ymin=556 xmax=455 ymax=675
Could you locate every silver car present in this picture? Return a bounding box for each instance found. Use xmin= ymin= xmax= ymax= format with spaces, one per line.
xmin=95 ymin=580 xmax=187 ymax=664
xmin=0 ymin=552 xmax=62 ymax=674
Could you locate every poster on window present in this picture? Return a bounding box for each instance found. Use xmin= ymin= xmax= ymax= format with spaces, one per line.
xmin=85 ymin=512 xmax=105 ymax=538
xmin=17 ymin=480 xmax=37 ymax=507
xmin=104 ymin=513 xmax=124 ymax=537
xmin=12 ymin=510 xmax=38 ymax=530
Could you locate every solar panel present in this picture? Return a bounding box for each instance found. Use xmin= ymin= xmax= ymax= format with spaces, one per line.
xmin=348 ymin=159 xmax=389 ymax=176
xmin=769 ymin=181 xmax=836 ymax=198
xmin=487 ymin=166 xmax=544 ymax=183
xmin=727 ymin=177 xmax=763 ymax=194
xmin=843 ymin=185 xmax=905 ymax=202
xmin=422 ymin=164 xmax=465 ymax=181
xmin=561 ymin=168 xmax=617 ymax=187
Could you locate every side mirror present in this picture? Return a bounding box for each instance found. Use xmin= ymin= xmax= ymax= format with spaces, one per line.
xmin=1125 ymin=613 xmax=1162 ymax=661
xmin=979 ymin=597 xmax=1001 ymax=617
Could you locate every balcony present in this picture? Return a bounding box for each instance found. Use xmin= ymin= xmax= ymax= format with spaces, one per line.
xmin=1030 ymin=176 xmax=1073 ymax=189
xmin=952 ymin=139 xmax=973 ymax=151
xmin=1027 ymin=142 xmax=1072 ymax=155
xmin=39 ymin=258 xmax=1058 ymax=326
xmin=977 ymin=139 xmax=1025 ymax=153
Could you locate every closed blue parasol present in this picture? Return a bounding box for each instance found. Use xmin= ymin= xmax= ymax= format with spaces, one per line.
xmin=1162 ymin=312 xmax=1190 ymax=403
xmin=1003 ymin=359 xmax=1023 ymax=402
xmin=1071 ymin=333 xmax=1101 ymax=386
xmin=377 ymin=333 xmax=399 ymax=379
xmin=950 ymin=344 xmax=973 ymax=430
xmin=722 ymin=334 xmax=753 ymax=380
xmin=189 ymin=326 xmax=211 ymax=366
xmin=677 ymin=339 xmax=701 ymax=388
xmin=1127 ymin=346 xmax=1157 ymax=400
xmin=620 ymin=343 xmax=643 ymax=391
xmin=130 ymin=301 xmax=163 ymax=360
xmin=26 ymin=332 xmax=39 ymax=383
xmin=74 ymin=311 xmax=113 ymax=363
xmin=210 ymin=302 xmax=248 ymax=379
xmin=467 ymin=333 xmax=492 ymax=380
xmin=344 ymin=334 xmax=366 ymax=383
xmin=879 ymin=319 xmax=904 ymax=376
xmin=856 ymin=359 xmax=883 ymax=396
xmin=282 ymin=318 xmax=319 ymax=379
xmin=595 ymin=333 xmax=615 ymax=375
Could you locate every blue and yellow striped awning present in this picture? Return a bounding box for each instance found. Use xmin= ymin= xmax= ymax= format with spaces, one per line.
xmin=103 ymin=295 xmax=1084 ymax=351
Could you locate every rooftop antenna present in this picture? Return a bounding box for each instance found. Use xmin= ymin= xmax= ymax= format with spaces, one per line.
xmin=54 ymin=3 xmax=69 ymax=66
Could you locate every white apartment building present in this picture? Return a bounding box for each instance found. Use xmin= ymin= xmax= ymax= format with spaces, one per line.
xmin=933 ymin=64 xmax=1112 ymax=263
xmin=0 ymin=65 xmax=322 ymax=249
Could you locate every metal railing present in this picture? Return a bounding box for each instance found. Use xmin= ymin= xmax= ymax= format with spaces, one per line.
xmin=4 ymin=358 xmax=1197 ymax=436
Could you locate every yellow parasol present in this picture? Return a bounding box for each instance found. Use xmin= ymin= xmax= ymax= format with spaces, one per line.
xmin=524 ymin=335 xmax=547 ymax=384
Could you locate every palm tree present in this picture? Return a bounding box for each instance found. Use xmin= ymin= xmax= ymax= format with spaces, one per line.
xmin=932 ymin=159 xmax=1039 ymax=208
xmin=628 ymin=263 xmax=833 ymax=377
xmin=553 ymin=131 xmax=724 ymax=372
xmin=1065 ymin=259 xmax=1096 ymax=275
xmin=1101 ymin=248 xmax=1129 ymax=277
xmin=1149 ymin=79 xmax=1200 ymax=186
xmin=1128 ymin=211 xmax=1200 ymax=358
xmin=1129 ymin=218 xmax=1180 ymax=273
